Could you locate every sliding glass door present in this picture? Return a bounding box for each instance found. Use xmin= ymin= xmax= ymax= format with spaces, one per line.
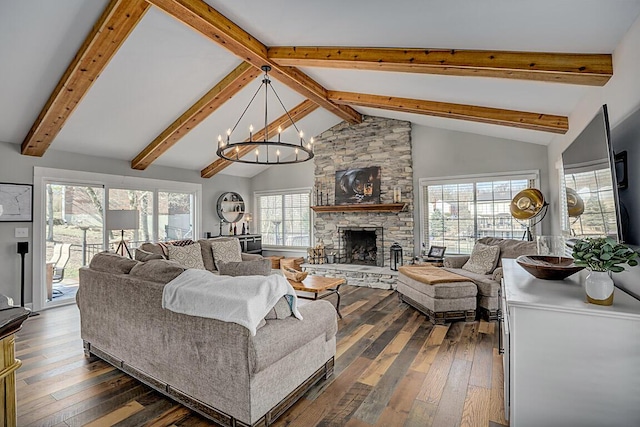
xmin=44 ymin=182 xmax=104 ymax=304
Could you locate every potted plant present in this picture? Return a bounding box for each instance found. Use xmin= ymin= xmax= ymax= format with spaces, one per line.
xmin=572 ymin=237 xmax=639 ymax=306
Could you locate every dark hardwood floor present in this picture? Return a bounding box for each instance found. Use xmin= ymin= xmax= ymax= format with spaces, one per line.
xmin=15 ymin=285 xmax=508 ymax=426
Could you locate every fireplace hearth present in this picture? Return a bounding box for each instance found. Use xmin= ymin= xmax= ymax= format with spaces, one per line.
xmin=338 ymin=227 xmax=384 ymax=267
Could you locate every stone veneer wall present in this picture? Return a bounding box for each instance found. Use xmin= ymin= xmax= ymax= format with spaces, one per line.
xmin=313 ymin=116 xmax=414 ymax=266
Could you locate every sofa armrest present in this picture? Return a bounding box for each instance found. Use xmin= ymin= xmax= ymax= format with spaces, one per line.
xmin=241 ymin=253 xmax=263 ymax=261
xmin=443 ymin=255 xmax=470 ymax=269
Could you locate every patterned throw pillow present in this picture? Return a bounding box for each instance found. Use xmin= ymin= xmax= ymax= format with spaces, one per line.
xmin=462 ymin=243 xmax=500 ymax=275
xmin=210 ymin=239 xmax=243 ymax=270
xmin=167 ymin=243 xmax=205 ymax=270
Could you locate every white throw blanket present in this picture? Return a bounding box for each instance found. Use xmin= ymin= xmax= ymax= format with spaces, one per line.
xmin=162 ymin=269 xmax=302 ymax=336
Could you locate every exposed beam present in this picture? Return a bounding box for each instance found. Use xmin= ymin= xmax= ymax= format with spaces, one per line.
xmin=327 ymin=91 xmax=568 ymax=134
xmin=147 ymin=0 xmax=361 ymax=124
xmin=268 ymin=47 xmax=613 ymax=86
xmin=131 ymin=62 xmax=260 ymax=170
xmin=201 ymin=99 xmax=319 ymax=178
xmin=21 ymin=0 xmax=150 ymax=156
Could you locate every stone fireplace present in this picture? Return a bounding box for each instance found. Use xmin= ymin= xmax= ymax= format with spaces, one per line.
xmin=339 ymin=227 xmax=383 ymax=266
xmin=312 ymin=116 xmax=414 ymax=269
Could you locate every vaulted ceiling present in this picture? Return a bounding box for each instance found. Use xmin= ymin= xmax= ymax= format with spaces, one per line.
xmin=2 ymin=0 xmax=640 ymax=178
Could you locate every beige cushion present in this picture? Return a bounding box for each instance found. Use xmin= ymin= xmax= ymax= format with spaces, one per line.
xmin=90 ymin=252 xmax=139 ymax=274
xmin=167 ymin=243 xmax=205 ymax=270
xmin=138 ymin=242 xmax=167 ymax=259
xmin=462 ymin=243 xmax=500 ymax=275
xmin=265 ymin=296 xmax=293 ymax=319
xmin=477 ymin=237 xmax=537 ymax=266
xmin=218 ymin=259 xmax=271 ymax=277
xmin=210 ymin=239 xmax=243 ymax=270
xmin=134 ymin=248 xmax=164 ymax=262
xmin=129 ymin=259 xmax=185 ymax=283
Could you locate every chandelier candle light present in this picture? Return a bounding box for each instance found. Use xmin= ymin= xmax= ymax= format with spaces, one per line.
xmin=216 ymin=65 xmax=314 ymax=165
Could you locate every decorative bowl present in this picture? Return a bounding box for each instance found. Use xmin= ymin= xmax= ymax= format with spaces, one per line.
xmin=516 ymin=255 xmax=584 ymax=280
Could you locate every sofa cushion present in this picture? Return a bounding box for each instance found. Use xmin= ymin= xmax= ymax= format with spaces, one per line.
xmin=129 ymin=259 xmax=185 ymax=283
xmin=138 ymin=242 xmax=167 ymax=259
xmin=264 ymin=296 xmax=294 ymax=319
xmin=249 ymin=300 xmax=337 ymax=374
xmin=90 ymin=252 xmax=139 ymax=274
xmin=134 ymin=248 xmax=164 ymax=262
xmin=444 ymin=267 xmax=501 ymax=297
xmin=211 ymin=239 xmax=243 ymax=270
xmin=477 ymin=237 xmax=537 ymax=266
xmin=462 ymin=243 xmax=500 ymax=275
xmin=218 ymin=259 xmax=271 ymax=277
xmin=167 ymin=243 xmax=205 ymax=270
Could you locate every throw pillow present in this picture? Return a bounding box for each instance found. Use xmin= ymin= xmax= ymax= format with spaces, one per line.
xmin=462 ymin=243 xmax=500 ymax=275
xmin=210 ymin=239 xmax=243 ymax=270
xmin=90 ymin=251 xmax=139 ymax=274
xmin=167 ymin=243 xmax=205 ymax=270
xmin=218 ymin=259 xmax=271 ymax=277
xmin=134 ymin=248 xmax=164 ymax=262
xmin=265 ymin=296 xmax=293 ymax=319
xmin=129 ymin=259 xmax=185 ymax=283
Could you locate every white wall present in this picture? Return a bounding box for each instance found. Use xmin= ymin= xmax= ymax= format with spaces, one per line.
xmin=546 ymin=12 xmax=640 ymax=295
xmin=0 ymin=141 xmax=250 ymax=305
xmin=547 ymin=12 xmax=640 ymax=235
xmin=411 ymin=125 xmax=550 ymax=255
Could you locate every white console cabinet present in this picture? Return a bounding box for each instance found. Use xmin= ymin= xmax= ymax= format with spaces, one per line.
xmin=501 ymin=259 xmax=640 ymax=427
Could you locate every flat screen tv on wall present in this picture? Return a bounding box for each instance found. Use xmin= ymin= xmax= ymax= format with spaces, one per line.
xmin=561 ymin=105 xmax=624 ymax=242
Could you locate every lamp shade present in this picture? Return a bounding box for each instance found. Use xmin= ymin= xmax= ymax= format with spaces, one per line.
xmin=106 ymin=210 xmax=139 ymax=231
xmin=510 ymin=189 xmax=546 ymax=220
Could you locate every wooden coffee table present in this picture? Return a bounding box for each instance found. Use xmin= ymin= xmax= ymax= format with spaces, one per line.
xmin=288 ymin=275 xmax=345 ymax=318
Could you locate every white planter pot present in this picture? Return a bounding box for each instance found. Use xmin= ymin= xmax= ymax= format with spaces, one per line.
xmin=585 ymin=270 xmax=614 ymax=306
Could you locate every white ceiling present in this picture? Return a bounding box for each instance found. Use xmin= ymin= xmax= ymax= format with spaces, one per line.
xmin=1 ymin=0 xmax=640 ymax=177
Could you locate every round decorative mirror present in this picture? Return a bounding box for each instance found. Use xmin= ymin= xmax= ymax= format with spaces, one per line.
xmin=217 ymin=192 xmax=244 ymax=223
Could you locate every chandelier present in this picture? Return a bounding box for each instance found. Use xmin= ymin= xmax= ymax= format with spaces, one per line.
xmin=216 ymin=65 xmax=314 ymax=165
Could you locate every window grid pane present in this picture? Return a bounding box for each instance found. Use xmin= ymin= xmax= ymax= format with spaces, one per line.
xmin=424 ymin=178 xmax=531 ymax=254
xmin=258 ymin=191 xmax=310 ymax=247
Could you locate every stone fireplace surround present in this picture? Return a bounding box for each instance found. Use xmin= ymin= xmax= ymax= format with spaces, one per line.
xmin=308 ymin=116 xmax=414 ymax=288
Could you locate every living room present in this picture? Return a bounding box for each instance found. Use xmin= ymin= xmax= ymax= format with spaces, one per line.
xmin=1 ymin=1 xmax=640 ymax=426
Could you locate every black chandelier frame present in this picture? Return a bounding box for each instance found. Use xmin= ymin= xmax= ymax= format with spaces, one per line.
xmin=216 ymin=65 xmax=314 ymax=165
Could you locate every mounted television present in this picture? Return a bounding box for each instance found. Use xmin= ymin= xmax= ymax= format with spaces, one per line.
xmin=561 ymin=105 xmax=623 ymax=242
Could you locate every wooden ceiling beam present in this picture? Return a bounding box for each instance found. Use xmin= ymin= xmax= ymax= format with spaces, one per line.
xmin=131 ymin=62 xmax=260 ymax=170
xmin=268 ymin=47 xmax=613 ymax=86
xmin=147 ymin=0 xmax=361 ymax=124
xmin=327 ymin=91 xmax=568 ymax=134
xmin=201 ymin=99 xmax=319 ymax=178
xmin=21 ymin=0 xmax=150 ymax=157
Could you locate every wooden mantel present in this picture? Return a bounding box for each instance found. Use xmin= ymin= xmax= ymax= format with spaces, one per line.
xmin=311 ymin=203 xmax=407 ymax=213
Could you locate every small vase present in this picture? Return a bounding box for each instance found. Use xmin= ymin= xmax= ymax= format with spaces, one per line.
xmin=585 ymin=270 xmax=614 ymax=306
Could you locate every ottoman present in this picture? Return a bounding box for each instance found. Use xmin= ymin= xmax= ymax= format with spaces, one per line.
xmin=397 ymin=265 xmax=477 ymax=324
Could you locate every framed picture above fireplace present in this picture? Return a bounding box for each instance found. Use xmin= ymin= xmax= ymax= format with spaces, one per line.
xmin=335 ymin=166 xmax=381 ymax=205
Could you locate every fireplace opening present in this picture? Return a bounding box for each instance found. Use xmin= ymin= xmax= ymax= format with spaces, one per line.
xmin=338 ymin=227 xmax=384 ymax=267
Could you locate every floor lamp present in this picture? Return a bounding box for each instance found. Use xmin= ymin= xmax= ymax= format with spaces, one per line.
xmin=106 ymin=210 xmax=139 ymax=258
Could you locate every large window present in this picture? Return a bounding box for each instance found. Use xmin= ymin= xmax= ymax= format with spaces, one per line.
xmin=256 ymin=189 xmax=311 ymax=248
xmin=421 ymin=173 xmax=537 ymax=254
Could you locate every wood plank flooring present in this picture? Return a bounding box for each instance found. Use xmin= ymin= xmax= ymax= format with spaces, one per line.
xmin=15 ymin=285 xmax=508 ymax=427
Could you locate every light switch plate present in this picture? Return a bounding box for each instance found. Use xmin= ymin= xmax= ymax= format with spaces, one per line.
xmin=15 ymin=227 xmax=28 ymax=238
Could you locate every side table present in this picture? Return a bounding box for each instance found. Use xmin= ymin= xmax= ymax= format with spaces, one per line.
xmin=288 ymin=275 xmax=345 ymax=318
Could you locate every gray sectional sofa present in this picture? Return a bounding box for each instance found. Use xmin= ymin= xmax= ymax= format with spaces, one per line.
xmin=443 ymin=237 xmax=537 ymax=320
xmin=77 ymin=252 xmax=337 ymax=427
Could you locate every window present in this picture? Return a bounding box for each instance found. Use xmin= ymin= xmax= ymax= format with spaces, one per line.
xmin=256 ymin=189 xmax=311 ymax=248
xmin=158 ymin=191 xmax=194 ymax=241
xmin=421 ymin=173 xmax=537 ymax=254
